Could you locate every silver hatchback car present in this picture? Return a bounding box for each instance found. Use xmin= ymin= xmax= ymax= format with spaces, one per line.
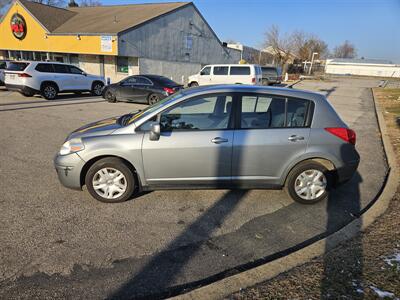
xmin=54 ymin=85 xmax=359 ymax=204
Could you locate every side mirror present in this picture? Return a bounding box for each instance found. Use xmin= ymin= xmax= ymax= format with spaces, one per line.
xmin=149 ymin=123 xmax=161 ymax=141
xmin=82 ymin=72 xmax=87 ymax=76
xmin=200 ymin=71 xmax=205 ymax=76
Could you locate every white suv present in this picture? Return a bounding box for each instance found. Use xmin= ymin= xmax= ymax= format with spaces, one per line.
xmin=4 ymin=61 xmax=105 ymax=100
xmin=188 ymin=64 xmax=262 ymax=87
xmin=0 ymin=60 xmax=12 ymax=86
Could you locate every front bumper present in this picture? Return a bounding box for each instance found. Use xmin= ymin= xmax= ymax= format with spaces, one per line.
xmin=5 ymin=84 xmax=38 ymax=95
xmin=54 ymin=153 xmax=86 ymax=190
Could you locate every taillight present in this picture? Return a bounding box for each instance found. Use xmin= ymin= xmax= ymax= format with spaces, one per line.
xmin=18 ymin=73 xmax=32 ymax=78
xmin=325 ymin=127 xmax=356 ymax=145
xmin=251 ymin=77 xmax=256 ymax=83
xmin=163 ymin=87 xmax=175 ymax=94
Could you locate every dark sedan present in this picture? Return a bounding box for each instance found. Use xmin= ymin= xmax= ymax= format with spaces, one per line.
xmin=102 ymin=75 xmax=183 ymax=104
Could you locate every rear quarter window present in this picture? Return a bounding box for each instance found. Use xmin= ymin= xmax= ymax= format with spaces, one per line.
xmin=7 ymin=62 xmax=29 ymax=71
xmin=230 ymin=66 xmax=250 ymax=75
xmin=213 ymin=66 xmax=229 ymax=75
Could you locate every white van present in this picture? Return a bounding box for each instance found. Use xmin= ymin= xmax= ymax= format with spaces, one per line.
xmin=188 ymin=64 xmax=262 ymax=87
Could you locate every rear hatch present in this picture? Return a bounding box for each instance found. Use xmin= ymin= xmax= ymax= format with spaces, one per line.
xmin=4 ymin=62 xmax=30 ymax=85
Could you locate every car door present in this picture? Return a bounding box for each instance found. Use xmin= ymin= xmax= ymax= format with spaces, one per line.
xmin=198 ymin=66 xmax=212 ymax=85
xmin=211 ymin=66 xmax=230 ymax=84
xmin=68 ymin=65 xmax=88 ymax=90
xmin=118 ymin=77 xmax=137 ymax=100
xmin=52 ymin=64 xmax=73 ymax=91
xmin=132 ymin=76 xmax=153 ymax=102
xmin=232 ymin=93 xmax=312 ymax=185
xmin=230 ymin=66 xmax=251 ymax=84
xmin=141 ymin=93 xmax=235 ymax=186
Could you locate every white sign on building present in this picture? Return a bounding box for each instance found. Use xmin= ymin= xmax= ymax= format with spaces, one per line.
xmin=101 ymin=36 xmax=113 ymax=53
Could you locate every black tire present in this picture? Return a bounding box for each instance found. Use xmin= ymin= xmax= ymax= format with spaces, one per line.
xmin=189 ymin=82 xmax=199 ymax=87
xmin=41 ymin=83 xmax=58 ymax=100
xmin=285 ymin=161 xmax=332 ymax=204
xmin=21 ymin=92 xmax=34 ymax=97
xmin=105 ymin=90 xmax=117 ymax=103
xmin=85 ymin=157 xmax=136 ymax=203
xmin=91 ymin=81 xmax=104 ymax=96
xmin=147 ymin=93 xmax=160 ymax=105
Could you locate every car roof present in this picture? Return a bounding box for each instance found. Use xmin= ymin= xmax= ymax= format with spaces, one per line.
xmin=204 ymin=64 xmax=259 ymax=67
xmin=180 ymin=84 xmax=325 ymax=102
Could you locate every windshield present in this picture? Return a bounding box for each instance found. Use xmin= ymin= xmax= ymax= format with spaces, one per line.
xmin=127 ymin=91 xmax=185 ymax=125
xmin=7 ymin=62 xmax=30 ymax=71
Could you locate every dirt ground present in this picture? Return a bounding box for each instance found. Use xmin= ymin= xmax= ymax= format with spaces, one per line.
xmin=229 ymin=87 xmax=400 ymax=300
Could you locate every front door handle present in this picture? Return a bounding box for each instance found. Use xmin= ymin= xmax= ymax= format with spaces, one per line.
xmin=211 ymin=137 xmax=229 ymax=144
xmin=288 ymin=135 xmax=305 ymax=142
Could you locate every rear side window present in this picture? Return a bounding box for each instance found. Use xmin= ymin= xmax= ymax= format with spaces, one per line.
xmin=7 ymin=62 xmax=29 ymax=71
xmin=35 ymin=64 xmax=54 ymax=73
xmin=53 ymin=64 xmax=69 ymax=73
xmin=240 ymin=95 xmax=311 ymax=129
xmin=230 ymin=66 xmax=250 ymax=75
xmin=135 ymin=77 xmax=152 ymax=85
xmin=69 ymin=66 xmax=83 ymax=74
xmin=213 ymin=66 xmax=228 ymax=75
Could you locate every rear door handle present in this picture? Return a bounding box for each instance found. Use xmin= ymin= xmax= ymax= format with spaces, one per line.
xmin=211 ymin=137 xmax=229 ymax=144
xmin=288 ymin=135 xmax=305 ymax=142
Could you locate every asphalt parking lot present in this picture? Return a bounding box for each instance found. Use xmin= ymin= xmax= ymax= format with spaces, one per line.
xmin=0 ymin=78 xmax=388 ymax=299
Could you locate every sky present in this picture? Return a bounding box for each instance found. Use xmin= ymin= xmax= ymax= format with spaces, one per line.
xmin=100 ymin=0 xmax=400 ymax=63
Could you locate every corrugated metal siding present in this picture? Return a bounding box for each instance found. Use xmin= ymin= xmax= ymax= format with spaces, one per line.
xmin=118 ymin=4 xmax=240 ymax=65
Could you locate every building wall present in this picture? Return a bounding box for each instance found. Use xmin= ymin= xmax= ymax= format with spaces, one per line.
xmin=0 ymin=2 xmax=118 ymax=56
xmin=139 ymin=58 xmax=201 ymax=84
xmin=119 ymin=4 xmax=240 ymax=65
xmin=325 ymin=63 xmax=400 ymax=78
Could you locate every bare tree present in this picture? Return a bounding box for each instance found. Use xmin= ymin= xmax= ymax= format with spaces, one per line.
xmin=79 ymin=0 xmax=101 ymax=6
xmin=333 ymin=40 xmax=357 ymax=58
xmin=263 ymin=25 xmax=295 ymax=70
xmin=292 ymin=31 xmax=329 ymax=61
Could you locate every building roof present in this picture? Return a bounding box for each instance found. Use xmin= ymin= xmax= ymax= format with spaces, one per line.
xmin=328 ymin=58 xmax=394 ymax=65
xmin=18 ymin=0 xmax=190 ymax=34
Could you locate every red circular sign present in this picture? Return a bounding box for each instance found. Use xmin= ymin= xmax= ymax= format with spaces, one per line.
xmin=10 ymin=13 xmax=27 ymax=40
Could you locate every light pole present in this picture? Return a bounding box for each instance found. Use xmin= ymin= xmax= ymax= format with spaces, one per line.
xmin=308 ymin=52 xmax=318 ymax=75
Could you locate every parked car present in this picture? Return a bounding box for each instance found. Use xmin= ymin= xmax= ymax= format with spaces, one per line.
xmin=4 ymin=61 xmax=105 ymax=100
xmin=54 ymin=85 xmax=359 ymax=204
xmin=188 ymin=64 xmax=262 ymax=87
xmin=0 ymin=60 xmax=12 ymax=86
xmin=102 ymin=75 xmax=183 ymax=104
xmin=261 ymin=66 xmax=282 ymax=85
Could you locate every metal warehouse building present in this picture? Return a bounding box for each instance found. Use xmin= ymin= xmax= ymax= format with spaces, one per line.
xmin=325 ymin=58 xmax=400 ymax=78
xmin=0 ymin=0 xmax=240 ymax=84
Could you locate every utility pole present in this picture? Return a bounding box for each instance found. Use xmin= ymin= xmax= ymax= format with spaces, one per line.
xmin=308 ymin=52 xmax=318 ymax=75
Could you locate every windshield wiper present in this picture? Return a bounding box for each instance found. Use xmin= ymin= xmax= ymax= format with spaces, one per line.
xmin=118 ymin=109 xmax=142 ymax=126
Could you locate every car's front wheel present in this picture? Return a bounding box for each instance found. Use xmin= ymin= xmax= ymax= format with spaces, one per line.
xmin=189 ymin=82 xmax=199 ymax=87
xmin=286 ymin=161 xmax=331 ymax=204
xmin=41 ymin=83 xmax=58 ymax=100
xmin=85 ymin=157 xmax=136 ymax=203
xmin=91 ymin=82 xmax=104 ymax=96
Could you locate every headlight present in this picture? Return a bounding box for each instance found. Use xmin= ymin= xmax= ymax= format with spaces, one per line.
xmin=59 ymin=138 xmax=85 ymax=156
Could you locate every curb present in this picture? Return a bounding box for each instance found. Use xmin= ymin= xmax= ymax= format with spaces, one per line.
xmin=171 ymin=88 xmax=399 ymax=300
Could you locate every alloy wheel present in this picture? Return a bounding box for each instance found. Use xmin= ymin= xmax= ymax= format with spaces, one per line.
xmin=294 ymin=169 xmax=327 ymax=200
xmin=92 ymin=167 xmax=127 ymax=199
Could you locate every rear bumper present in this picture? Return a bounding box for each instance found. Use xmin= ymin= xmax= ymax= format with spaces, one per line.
xmin=54 ymin=153 xmax=86 ymax=190
xmin=5 ymin=84 xmax=38 ymax=95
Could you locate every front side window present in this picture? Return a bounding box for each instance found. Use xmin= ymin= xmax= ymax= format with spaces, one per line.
xmin=200 ymin=66 xmax=211 ymax=76
xmin=135 ymin=77 xmax=152 ymax=85
xmin=160 ymin=94 xmax=232 ymax=131
xmin=69 ymin=66 xmax=83 ymax=74
xmin=230 ymin=66 xmax=250 ymax=75
xmin=240 ymin=95 xmax=310 ymax=129
xmin=117 ymin=57 xmax=129 ymax=73
xmin=53 ymin=64 xmax=69 ymax=73
xmin=213 ymin=66 xmax=229 ymax=75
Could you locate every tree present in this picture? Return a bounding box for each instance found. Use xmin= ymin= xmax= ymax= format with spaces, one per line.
xmin=292 ymin=31 xmax=329 ymax=61
xmin=79 ymin=0 xmax=101 ymax=6
xmin=333 ymin=40 xmax=357 ymax=59
xmin=263 ymin=25 xmax=295 ymax=70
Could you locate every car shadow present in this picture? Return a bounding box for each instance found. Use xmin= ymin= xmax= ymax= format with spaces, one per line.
xmin=0 ymin=93 xmax=100 ymax=107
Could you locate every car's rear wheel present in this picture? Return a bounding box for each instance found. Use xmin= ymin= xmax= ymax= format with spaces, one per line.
xmin=105 ymin=90 xmax=117 ymax=103
xmin=91 ymin=82 xmax=104 ymax=96
xmin=286 ymin=161 xmax=331 ymax=204
xmin=147 ymin=93 xmax=160 ymax=105
xmin=41 ymin=83 xmax=58 ymax=100
xmin=85 ymin=157 xmax=135 ymax=203
xmin=21 ymin=91 xmax=34 ymax=97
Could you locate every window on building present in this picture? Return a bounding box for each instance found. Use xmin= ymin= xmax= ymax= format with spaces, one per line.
xmin=184 ymin=35 xmax=193 ymax=50
xmin=213 ymin=66 xmax=229 ymax=75
xmin=116 ymin=57 xmax=129 ymax=73
xmin=230 ymin=66 xmax=250 ymax=75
